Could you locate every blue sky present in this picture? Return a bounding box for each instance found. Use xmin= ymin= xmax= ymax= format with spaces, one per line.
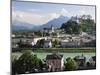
xmin=12 ymin=1 xmax=95 ymax=25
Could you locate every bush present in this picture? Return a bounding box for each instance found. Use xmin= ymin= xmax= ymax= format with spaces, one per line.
xmin=12 ymin=50 xmax=43 ymax=74
xmin=65 ymin=57 xmax=78 ymax=71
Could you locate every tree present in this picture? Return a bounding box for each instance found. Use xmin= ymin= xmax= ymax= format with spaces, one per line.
xmin=34 ymin=31 xmax=42 ymax=37
xmin=78 ymin=15 xmax=96 ymax=32
xmin=61 ymin=20 xmax=81 ymax=34
xmin=12 ymin=55 xmax=19 ymax=74
xmin=36 ymin=39 xmax=45 ymax=48
xmin=65 ymin=57 xmax=78 ymax=71
xmin=17 ymin=39 xmax=32 ymax=48
xmin=61 ymin=15 xmax=95 ymax=34
xmin=53 ymin=38 xmax=59 ymax=46
xmin=65 ymin=21 xmax=73 ymax=34
xmin=12 ymin=50 xmax=43 ymax=74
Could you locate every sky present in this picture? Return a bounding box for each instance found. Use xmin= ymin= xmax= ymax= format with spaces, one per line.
xmin=12 ymin=1 xmax=96 ymax=25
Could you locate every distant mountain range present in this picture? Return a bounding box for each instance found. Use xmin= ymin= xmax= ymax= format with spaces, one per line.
xmin=12 ymin=16 xmax=69 ymax=31
xmin=11 ymin=20 xmax=34 ymax=31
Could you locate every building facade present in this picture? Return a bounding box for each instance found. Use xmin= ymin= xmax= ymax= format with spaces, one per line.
xmin=46 ymin=53 xmax=64 ymax=72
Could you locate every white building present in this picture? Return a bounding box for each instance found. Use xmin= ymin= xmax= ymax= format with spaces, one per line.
xmin=46 ymin=53 xmax=64 ymax=72
xmin=43 ymin=40 xmax=52 ymax=48
xmin=12 ymin=34 xmax=15 ymax=38
xmin=60 ymin=37 xmax=81 ymax=47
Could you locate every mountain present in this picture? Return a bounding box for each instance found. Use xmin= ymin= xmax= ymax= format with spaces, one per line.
xmin=12 ymin=16 xmax=69 ymax=31
xmin=39 ymin=16 xmax=69 ymax=30
xmin=12 ymin=21 xmax=35 ymax=31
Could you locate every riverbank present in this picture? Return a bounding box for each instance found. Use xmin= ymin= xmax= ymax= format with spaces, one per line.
xmin=12 ymin=52 xmax=96 ymax=62
xmin=12 ymin=47 xmax=96 ymax=53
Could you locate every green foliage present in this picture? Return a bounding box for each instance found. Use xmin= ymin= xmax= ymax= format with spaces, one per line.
xmin=61 ymin=20 xmax=81 ymax=34
xmin=65 ymin=57 xmax=77 ymax=71
xmin=17 ymin=40 xmax=32 ymax=48
xmin=34 ymin=31 xmax=42 ymax=37
xmin=51 ymin=32 xmax=57 ymax=37
xmin=12 ymin=50 xmax=43 ymax=74
xmin=52 ymin=38 xmax=59 ymax=45
xmin=79 ymin=18 xmax=95 ymax=32
xmin=36 ymin=39 xmax=45 ymax=47
xmin=61 ymin=15 xmax=95 ymax=34
xmin=78 ymin=15 xmax=95 ymax=32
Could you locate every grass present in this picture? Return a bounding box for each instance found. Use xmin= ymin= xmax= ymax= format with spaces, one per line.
xmin=33 ymin=48 xmax=96 ymax=53
xmin=13 ymin=47 xmax=96 ymax=53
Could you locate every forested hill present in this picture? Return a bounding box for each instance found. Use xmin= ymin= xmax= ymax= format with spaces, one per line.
xmin=60 ymin=15 xmax=96 ymax=34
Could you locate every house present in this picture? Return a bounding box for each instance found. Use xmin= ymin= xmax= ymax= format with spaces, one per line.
xmin=60 ymin=38 xmax=80 ymax=47
xmin=46 ymin=53 xmax=64 ymax=72
xmin=89 ymin=56 xmax=96 ymax=67
xmin=60 ymin=39 xmax=69 ymax=47
xmin=42 ymin=26 xmax=64 ymax=37
xmin=12 ymin=34 xmax=16 ymax=38
xmin=74 ymin=54 xmax=86 ymax=67
xmin=12 ymin=43 xmax=19 ymax=48
xmin=43 ymin=39 xmax=52 ymax=48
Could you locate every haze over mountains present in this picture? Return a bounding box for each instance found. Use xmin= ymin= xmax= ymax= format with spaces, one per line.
xmin=12 ymin=16 xmax=69 ymax=31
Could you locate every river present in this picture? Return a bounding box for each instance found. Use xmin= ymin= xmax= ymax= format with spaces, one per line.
xmin=12 ymin=52 xmax=96 ymax=62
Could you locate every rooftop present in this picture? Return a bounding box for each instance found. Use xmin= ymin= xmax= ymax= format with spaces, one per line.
xmin=74 ymin=54 xmax=86 ymax=60
xmin=92 ymin=56 xmax=96 ymax=61
xmin=46 ymin=53 xmax=63 ymax=60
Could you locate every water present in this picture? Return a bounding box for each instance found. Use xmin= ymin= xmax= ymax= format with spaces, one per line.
xmin=33 ymin=52 xmax=95 ymax=62
xmin=12 ymin=52 xmax=96 ymax=62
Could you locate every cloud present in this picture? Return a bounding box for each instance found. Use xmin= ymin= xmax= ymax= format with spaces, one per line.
xmin=79 ymin=10 xmax=86 ymax=15
xmin=77 ymin=10 xmax=95 ymax=19
xmin=12 ymin=10 xmax=60 ymax=25
xmin=12 ymin=8 xmax=71 ymax=25
xmin=28 ymin=9 xmax=41 ymax=12
xmin=50 ymin=13 xmax=60 ymax=18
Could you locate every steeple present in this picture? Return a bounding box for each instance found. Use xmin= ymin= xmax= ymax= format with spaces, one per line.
xmin=51 ymin=25 xmax=54 ymax=33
